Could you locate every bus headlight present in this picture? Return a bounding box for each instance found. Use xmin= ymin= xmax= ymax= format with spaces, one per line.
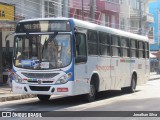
xmin=13 ymin=73 xmax=25 ymax=84
xmin=55 ymin=72 xmax=72 ymax=84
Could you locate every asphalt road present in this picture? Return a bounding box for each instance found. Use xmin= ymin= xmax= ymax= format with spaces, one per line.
xmin=1 ymin=80 xmax=160 ymax=120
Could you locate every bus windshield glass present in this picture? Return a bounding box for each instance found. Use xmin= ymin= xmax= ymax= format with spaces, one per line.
xmin=14 ymin=34 xmax=71 ymax=69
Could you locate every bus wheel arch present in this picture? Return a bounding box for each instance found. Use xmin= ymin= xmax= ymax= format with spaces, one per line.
xmin=121 ymin=72 xmax=137 ymax=93
xmin=84 ymin=73 xmax=100 ymax=102
xmin=90 ymin=73 xmax=100 ymax=92
xmin=131 ymin=72 xmax=137 ymax=92
xmin=132 ymin=72 xmax=137 ymax=86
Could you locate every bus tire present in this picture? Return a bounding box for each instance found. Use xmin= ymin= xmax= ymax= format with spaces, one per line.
xmin=121 ymin=75 xmax=137 ymax=93
xmin=84 ymin=81 xmax=96 ymax=102
xmin=37 ymin=95 xmax=51 ymax=101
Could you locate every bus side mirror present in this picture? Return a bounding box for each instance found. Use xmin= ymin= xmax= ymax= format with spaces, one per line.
xmin=6 ymin=40 xmax=10 ymax=56
xmin=75 ymin=32 xmax=81 ymax=46
xmin=74 ymin=32 xmax=87 ymax=63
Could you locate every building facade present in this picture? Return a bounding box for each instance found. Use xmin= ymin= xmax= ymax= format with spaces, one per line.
xmin=70 ymin=0 xmax=95 ymax=21
xmin=149 ymin=0 xmax=160 ymax=51
xmin=70 ymin=0 xmax=120 ymax=28
xmin=96 ymin=0 xmax=120 ymax=29
xmin=120 ymin=0 xmax=154 ymax=35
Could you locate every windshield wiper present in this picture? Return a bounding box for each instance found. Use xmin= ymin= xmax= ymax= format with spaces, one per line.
xmin=42 ymin=32 xmax=58 ymax=51
xmin=45 ymin=31 xmax=58 ymax=44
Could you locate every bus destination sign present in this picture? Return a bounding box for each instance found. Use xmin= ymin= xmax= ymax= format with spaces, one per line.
xmin=16 ymin=20 xmax=71 ymax=33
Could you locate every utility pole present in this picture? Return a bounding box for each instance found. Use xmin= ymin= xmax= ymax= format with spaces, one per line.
xmin=139 ymin=0 xmax=142 ymax=35
xmin=82 ymin=0 xmax=84 ymax=20
xmin=158 ymin=10 xmax=160 ymax=74
xmin=0 ymin=32 xmax=2 ymax=84
xmin=62 ymin=0 xmax=68 ymax=17
xmin=90 ymin=0 xmax=95 ymax=22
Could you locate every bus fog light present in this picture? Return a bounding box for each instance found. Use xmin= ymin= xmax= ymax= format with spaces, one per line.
xmin=24 ymin=87 xmax=28 ymax=92
xmin=55 ymin=72 xmax=72 ymax=84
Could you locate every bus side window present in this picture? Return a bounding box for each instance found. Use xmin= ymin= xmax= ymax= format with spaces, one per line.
xmin=75 ymin=32 xmax=87 ymax=63
xmin=88 ymin=30 xmax=98 ymax=55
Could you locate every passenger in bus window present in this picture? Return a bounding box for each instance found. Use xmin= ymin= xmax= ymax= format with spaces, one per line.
xmin=43 ymin=39 xmax=58 ymax=68
xmin=60 ymin=36 xmax=71 ymax=67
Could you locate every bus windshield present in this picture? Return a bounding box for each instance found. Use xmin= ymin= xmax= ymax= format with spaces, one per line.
xmin=14 ymin=34 xmax=71 ymax=69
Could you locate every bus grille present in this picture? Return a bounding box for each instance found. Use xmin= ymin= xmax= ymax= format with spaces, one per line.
xmin=29 ymin=86 xmax=50 ymax=91
xmin=22 ymin=73 xmax=59 ymax=79
xmin=28 ymin=81 xmax=53 ymax=83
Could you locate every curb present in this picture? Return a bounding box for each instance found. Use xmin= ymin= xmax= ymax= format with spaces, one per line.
xmin=149 ymin=77 xmax=160 ymax=81
xmin=0 ymin=94 xmax=37 ymax=102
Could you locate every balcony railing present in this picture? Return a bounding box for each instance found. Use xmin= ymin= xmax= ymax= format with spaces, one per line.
xmin=70 ymin=0 xmax=90 ymax=10
xmin=96 ymin=0 xmax=120 ymax=13
xmin=130 ymin=9 xmax=141 ymax=19
xmin=143 ymin=13 xmax=154 ymax=23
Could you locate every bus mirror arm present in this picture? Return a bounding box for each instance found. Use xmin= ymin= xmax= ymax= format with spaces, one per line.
xmin=74 ymin=32 xmax=81 ymax=46
xmin=6 ymin=40 xmax=10 ymax=56
xmin=74 ymin=32 xmax=81 ymax=58
xmin=5 ymin=32 xmax=14 ymax=56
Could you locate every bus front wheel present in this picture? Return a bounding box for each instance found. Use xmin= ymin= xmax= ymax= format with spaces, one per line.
xmin=37 ymin=95 xmax=51 ymax=101
xmin=84 ymin=82 xmax=96 ymax=102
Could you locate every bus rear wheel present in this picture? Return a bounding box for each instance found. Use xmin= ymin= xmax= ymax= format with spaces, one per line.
xmin=121 ymin=75 xmax=137 ymax=93
xmin=37 ymin=95 xmax=51 ymax=101
xmin=84 ymin=82 xmax=96 ymax=102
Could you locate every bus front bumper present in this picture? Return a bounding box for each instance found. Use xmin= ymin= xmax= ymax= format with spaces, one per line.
xmin=12 ymin=81 xmax=74 ymax=96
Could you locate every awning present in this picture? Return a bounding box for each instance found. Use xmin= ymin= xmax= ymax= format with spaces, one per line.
xmin=150 ymin=53 xmax=156 ymax=58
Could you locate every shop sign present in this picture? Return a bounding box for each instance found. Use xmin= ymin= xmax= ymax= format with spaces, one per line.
xmin=0 ymin=3 xmax=14 ymax=21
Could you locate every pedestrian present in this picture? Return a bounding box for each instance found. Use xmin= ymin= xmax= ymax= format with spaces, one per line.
xmin=7 ymin=67 xmax=13 ymax=91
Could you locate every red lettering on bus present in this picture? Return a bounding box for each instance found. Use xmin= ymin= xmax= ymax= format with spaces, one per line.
xmin=96 ymin=65 xmax=114 ymax=72
xmin=138 ymin=64 xmax=142 ymax=69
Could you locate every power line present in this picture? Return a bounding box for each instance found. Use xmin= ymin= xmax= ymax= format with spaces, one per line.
xmin=23 ymin=0 xmax=127 ymax=28
xmin=0 ymin=0 xmax=152 ymax=34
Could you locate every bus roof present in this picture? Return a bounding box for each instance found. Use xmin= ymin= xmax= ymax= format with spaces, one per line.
xmin=18 ymin=17 xmax=149 ymax=42
xmin=18 ymin=17 xmax=70 ymax=22
xmin=72 ymin=19 xmax=149 ymax=42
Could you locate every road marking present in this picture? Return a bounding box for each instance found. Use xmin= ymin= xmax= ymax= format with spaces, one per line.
xmin=0 ymin=108 xmax=16 ymax=111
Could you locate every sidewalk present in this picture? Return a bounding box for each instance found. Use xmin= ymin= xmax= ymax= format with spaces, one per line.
xmin=149 ymin=72 xmax=160 ymax=80
xmin=0 ymin=85 xmax=36 ymax=102
xmin=0 ymin=73 xmax=160 ymax=102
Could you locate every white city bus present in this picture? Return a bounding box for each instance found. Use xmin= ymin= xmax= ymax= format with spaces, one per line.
xmin=12 ymin=18 xmax=150 ymax=102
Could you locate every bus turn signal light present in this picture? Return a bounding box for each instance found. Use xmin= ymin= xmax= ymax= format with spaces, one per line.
xmin=57 ymin=88 xmax=68 ymax=92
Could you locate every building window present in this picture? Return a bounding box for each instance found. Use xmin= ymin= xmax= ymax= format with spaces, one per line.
xmin=105 ymin=15 xmax=109 ymax=26
xmin=107 ymin=0 xmax=119 ymax=4
xmin=111 ymin=15 xmax=116 ymax=28
xmin=120 ymin=0 xmax=124 ymax=4
xmin=120 ymin=18 xmax=125 ymax=30
xmin=44 ymin=0 xmax=57 ymax=17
